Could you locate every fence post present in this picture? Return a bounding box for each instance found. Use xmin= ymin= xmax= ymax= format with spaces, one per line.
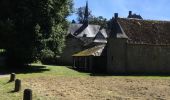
xmin=23 ymin=89 xmax=32 ymax=100
xmin=9 ymin=73 xmax=16 ymax=82
xmin=14 ymin=79 xmax=21 ymax=92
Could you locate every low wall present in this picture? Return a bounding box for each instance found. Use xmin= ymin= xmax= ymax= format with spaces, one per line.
xmin=126 ymin=44 xmax=170 ymax=74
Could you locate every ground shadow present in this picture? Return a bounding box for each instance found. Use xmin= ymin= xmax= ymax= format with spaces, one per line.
xmin=0 ymin=65 xmax=50 ymax=74
xmin=65 ymin=66 xmax=90 ymax=72
xmin=67 ymin=66 xmax=170 ymax=77
xmin=8 ymin=90 xmax=18 ymax=93
xmin=90 ymin=73 xmax=170 ymax=77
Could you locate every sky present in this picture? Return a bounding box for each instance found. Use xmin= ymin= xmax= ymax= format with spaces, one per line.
xmin=68 ymin=0 xmax=170 ymax=21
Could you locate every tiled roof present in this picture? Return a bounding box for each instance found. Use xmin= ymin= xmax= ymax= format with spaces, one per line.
xmin=118 ymin=18 xmax=170 ymax=44
xmin=93 ymin=30 xmax=107 ymax=43
xmin=79 ymin=37 xmax=94 ymax=46
xmin=72 ymin=45 xmax=106 ymax=56
xmin=68 ymin=24 xmax=108 ymax=38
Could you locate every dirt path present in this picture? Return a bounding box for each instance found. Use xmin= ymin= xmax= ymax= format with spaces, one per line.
xmin=23 ymin=76 xmax=170 ymax=100
xmin=0 ymin=74 xmax=9 ymax=78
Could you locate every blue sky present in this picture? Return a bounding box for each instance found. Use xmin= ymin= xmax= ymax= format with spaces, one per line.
xmin=68 ymin=0 xmax=170 ymax=21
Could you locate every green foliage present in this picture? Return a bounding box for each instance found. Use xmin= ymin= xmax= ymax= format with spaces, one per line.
xmin=0 ymin=49 xmax=5 ymax=53
xmin=0 ymin=49 xmax=6 ymax=56
xmin=75 ymin=6 xmax=108 ymax=28
xmin=0 ymin=19 xmax=15 ymax=49
xmin=89 ymin=16 xmax=108 ymax=28
xmin=40 ymin=49 xmax=55 ymax=64
xmin=76 ymin=6 xmax=92 ymax=23
xmin=0 ymin=0 xmax=73 ymax=66
xmin=33 ymin=0 xmax=73 ymax=62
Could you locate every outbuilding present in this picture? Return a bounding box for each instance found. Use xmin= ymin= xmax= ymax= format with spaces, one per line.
xmin=72 ymin=45 xmax=107 ymax=73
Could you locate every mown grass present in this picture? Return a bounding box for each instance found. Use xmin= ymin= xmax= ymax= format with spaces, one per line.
xmin=17 ymin=64 xmax=90 ymax=78
xmin=0 ymin=64 xmax=90 ymax=100
xmin=1 ymin=64 xmax=170 ymax=100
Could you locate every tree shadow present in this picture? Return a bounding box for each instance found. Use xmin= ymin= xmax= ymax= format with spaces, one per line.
xmin=65 ymin=66 xmax=91 ymax=73
xmin=90 ymin=73 xmax=170 ymax=77
xmin=67 ymin=66 xmax=170 ymax=77
xmin=8 ymin=90 xmax=18 ymax=93
xmin=0 ymin=64 xmax=50 ymax=74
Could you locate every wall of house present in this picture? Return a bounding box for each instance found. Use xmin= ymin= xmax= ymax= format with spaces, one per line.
xmin=59 ymin=38 xmax=83 ymax=65
xmin=107 ymin=38 xmax=170 ymax=74
xmin=107 ymin=38 xmax=127 ymax=74
xmin=126 ymin=44 xmax=170 ymax=74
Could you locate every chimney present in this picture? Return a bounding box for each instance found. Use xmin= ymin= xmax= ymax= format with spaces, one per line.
xmin=129 ymin=11 xmax=132 ymax=16
xmin=114 ymin=13 xmax=118 ymax=19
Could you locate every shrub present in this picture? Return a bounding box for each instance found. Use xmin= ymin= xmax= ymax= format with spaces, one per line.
xmin=40 ymin=49 xmax=55 ymax=64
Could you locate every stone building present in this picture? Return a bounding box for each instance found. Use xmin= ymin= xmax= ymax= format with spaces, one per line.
xmin=59 ymin=2 xmax=108 ymax=65
xmin=107 ymin=13 xmax=170 ymax=74
xmin=73 ymin=44 xmax=106 ymax=72
xmin=66 ymin=1 xmax=170 ymax=74
xmin=73 ymin=12 xmax=170 ymax=74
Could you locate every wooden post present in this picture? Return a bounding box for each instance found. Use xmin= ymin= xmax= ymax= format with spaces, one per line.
xmin=9 ymin=73 xmax=16 ymax=82
xmin=23 ymin=89 xmax=32 ymax=100
xmin=14 ymin=79 xmax=21 ymax=92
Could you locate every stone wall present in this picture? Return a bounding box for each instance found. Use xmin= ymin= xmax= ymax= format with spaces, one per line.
xmin=107 ymin=38 xmax=127 ymax=74
xmin=107 ymin=38 xmax=170 ymax=74
xmin=126 ymin=44 xmax=170 ymax=74
xmin=59 ymin=37 xmax=83 ymax=65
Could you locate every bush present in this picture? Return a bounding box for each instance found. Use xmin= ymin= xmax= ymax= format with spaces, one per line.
xmin=40 ymin=49 xmax=55 ymax=64
xmin=0 ymin=49 xmax=6 ymax=56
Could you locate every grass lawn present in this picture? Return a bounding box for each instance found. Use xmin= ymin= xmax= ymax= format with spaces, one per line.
xmin=0 ymin=64 xmax=90 ymax=100
xmin=1 ymin=64 xmax=170 ymax=100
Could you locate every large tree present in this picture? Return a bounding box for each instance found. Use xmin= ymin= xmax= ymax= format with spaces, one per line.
xmin=0 ymin=0 xmax=73 ymax=66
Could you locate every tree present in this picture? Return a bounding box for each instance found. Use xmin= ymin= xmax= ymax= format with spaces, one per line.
xmin=76 ymin=6 xmax=92 ymax=24
xmin=0 ymin=0 xmax=73 ymax=66
xmin=75 ymin=6 xmax=108 ymax=28
xmin=34 ymin=0 xmax=73 ymax=63
xmin=89 ymin=16 xmax=108 ymax=28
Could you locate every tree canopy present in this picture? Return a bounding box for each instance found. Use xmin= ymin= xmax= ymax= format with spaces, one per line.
xmin=75 ymin=6 xmax=108 ymax=28
xmin=0 ymin=0 xmax=73 ymax=66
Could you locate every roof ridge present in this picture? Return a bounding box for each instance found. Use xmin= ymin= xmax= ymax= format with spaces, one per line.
xmin=118 ymin=18 xmax=170 ymax=23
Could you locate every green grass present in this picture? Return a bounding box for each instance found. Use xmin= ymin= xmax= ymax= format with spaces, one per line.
xmin=1 ymin=64 xmax=170 ymax=100
xmin=17 ymin=64 xmax=90 ymax=78
xmin=0 ymin=64 xmax=90 ymax=100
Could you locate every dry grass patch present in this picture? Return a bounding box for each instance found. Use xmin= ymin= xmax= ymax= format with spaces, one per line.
xmin=23 ymin=76 xmax=170 ymax=100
